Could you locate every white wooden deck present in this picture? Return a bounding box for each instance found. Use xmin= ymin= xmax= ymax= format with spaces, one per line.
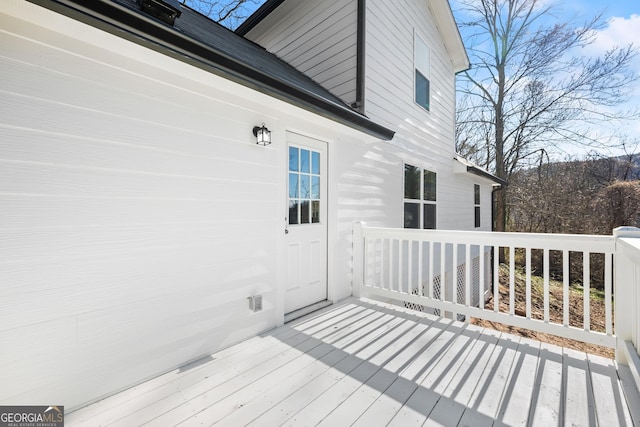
xmin=66 ymin=298 xmax=638 ymax=426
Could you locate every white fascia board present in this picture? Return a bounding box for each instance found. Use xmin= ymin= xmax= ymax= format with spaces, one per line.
xmin=429 ymin=0 xmax=470 ymax=73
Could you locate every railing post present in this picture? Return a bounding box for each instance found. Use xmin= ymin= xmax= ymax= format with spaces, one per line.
xmin=352 ymin=221 xmax=366 ymax=299
xmin=614 ymin=226 xmax=640 ymax=365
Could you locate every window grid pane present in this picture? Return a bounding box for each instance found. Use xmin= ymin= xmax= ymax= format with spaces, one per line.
xmin=424 ymin=203 xmax=436 ymax=229
xmin=405 ymin=164 xmax=421 ymax=199
xmin=424 ymin=170 xmax=436 ymax=201
xmin=415 ymin=70 xmax=430 ymax=110
xmin=404 ymin=203 xmax=420 ymax=229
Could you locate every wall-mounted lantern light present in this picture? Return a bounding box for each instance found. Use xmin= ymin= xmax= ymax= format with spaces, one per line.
xmin=253 ymin=124 xmax=271 ymax=146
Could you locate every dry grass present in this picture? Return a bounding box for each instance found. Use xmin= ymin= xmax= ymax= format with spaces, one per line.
xmin=470 ymin=264 xmax=614 ymax=358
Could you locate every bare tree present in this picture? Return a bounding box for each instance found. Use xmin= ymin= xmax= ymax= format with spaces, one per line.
xmin=182 ymin=0 xmax=260 ymax=29
xmin=454 ymin=0 xmax=638 ymax=231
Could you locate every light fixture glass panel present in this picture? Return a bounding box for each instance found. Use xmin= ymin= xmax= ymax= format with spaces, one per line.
xmin=289 ymin=147 xmax=299 ymax=172
xmin=260 ymin=128 xmax=271 ymax=144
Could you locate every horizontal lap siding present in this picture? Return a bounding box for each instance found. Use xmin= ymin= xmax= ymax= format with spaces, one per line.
xmin=0 ymin=14 xmax=280 ymax=408
xmin=366 ymin=0 xmax=488 ymax=231
xmin=245 ymin=0 xmax=358 ymax=105
xmin=366 ymin=0 xmax=456 ymax=160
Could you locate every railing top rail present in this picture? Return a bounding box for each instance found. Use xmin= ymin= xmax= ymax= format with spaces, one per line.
xmin=619 ymin=237 xmax=640 ymax=252
xmin=359 ymin=226 xmax=616 ymax=253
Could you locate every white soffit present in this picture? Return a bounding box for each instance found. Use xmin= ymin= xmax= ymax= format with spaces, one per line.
xmin=428 ymin=0 xmax=470 ymax=73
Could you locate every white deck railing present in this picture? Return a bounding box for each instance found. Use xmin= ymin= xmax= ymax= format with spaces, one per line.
xmin=614 ymin=228 xmax=640 ymax=381
xmin=352 ymin=223 xmax=632 ymax=350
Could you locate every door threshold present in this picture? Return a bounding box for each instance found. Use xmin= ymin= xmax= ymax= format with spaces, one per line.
xmin=284 ymin=300 xmax=333 ymax=323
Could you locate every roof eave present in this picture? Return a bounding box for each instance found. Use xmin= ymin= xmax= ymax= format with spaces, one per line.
xmin=26 ymin=0 xmax=395 ymax=141
xmin=235 ymin=0 xmax=284 ymax=36
xmin=429 ymin=0 xmax=470 ymax=73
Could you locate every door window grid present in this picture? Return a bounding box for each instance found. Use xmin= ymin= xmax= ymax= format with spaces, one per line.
xmin=289 ymin=146 xmax=321 ymax=225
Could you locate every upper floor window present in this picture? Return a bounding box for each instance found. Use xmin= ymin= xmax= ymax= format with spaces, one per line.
xmin=474 ymin=184 xmax=481 ymax=228
xmin=404 ymin=164 xmax=436 ymax=229
xmin=414 ymin=32 xmax=430 ymax=111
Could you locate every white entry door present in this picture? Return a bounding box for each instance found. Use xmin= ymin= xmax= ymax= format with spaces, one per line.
xmin=285 ymin=133 xmax=328 ymax=313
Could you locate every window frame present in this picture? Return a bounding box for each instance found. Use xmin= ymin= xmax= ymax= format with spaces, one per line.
xmin=403 ymin=164 xmax=437 ymax=229
xmin=414 ymin=31 xmax=431 ymax=112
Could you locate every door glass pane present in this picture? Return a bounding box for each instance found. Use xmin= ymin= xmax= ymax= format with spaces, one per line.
xmin=312 ymin=151 xmax=320 ymax=174
xmin=300 ymin=149 xmax=310 ymax=173
xmin=300 ymin=175 xmax=310 ymax=199
xmin=312 ymin=201 xmax=320 ymax=223
xmin=289 ymin=173 xmax=299 ymax=198
xmin=424 ymin=170 xmax=436 ymax=201
xmin=289 ymin=201 xmax=299 ymax=225
xmin=289 ymin=147 xmax=299 ymax=172
xmin=405 ymin=165 xmax=421 ymax=199
xmin=311 ymin=176 xmax=320 ymax=199
xmin=404 ymin=202 xmax=420 ymax=228
xmin=300 ymin=200 xmax=310 ymax=224
xmin=424 ymin=203 xmax=436 ymax=229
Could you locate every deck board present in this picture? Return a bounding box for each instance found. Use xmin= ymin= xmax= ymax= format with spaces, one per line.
xmin=65 ymin=298 xmax=638 ymax=426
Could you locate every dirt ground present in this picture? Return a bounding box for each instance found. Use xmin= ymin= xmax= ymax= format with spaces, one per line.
xmin=470 ymin=267 xmax=614 ymax=359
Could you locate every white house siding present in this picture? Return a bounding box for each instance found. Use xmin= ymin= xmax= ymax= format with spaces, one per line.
xmin=0 ymin=1 xmax=380 ymax=410
xmin=364 ymin=0 xmax=494 ymax=231
xmin=244 ymin=0 xmax=358 ymax=106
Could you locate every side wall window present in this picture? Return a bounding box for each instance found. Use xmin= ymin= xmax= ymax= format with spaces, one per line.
xmin=474 ymin=184 xmax=481 ymax=228
xmin=404 ymin=164 xmax=436 ymax=229
xmin=414 ymin=32 xmax=430 ymax=111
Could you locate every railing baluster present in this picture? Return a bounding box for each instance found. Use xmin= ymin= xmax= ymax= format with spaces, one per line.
xmin=526 ymin=247 xmax=531 ymax=319
xmin=388 ymin=238 xmax=394 ymax=291
xmin=584 ymin=251 xmax=590 ymax=331
xmin=362 ymin=236 xmax=368 ymax=286
xmin=378 ymin=238 xmax=387 ymax=289
xmin=494 ymin=245 xmax=499 ymax=312
xmin=479 ymin=245 xmax=485 ymax=311
xmin=428 ymin=241 xmax=434 ymax=299
xmin=465 ymin=244 xmax=471 ymax=321
xmin=544 ymin=248 xmax=550 ymax=323
xmin=441 ymin=242 xmax=446 ymax=308
xmin=398 ymin=239 xmax=404 ymax=294
xmin=563 ymin=250 xmax=569 ymax=327
xmin=453 ymin=243 xmax=459 ymax=307
xmin=418 ymin=240 xmax=423 ymax=297
xmin=407 ymin=240 xmax=413 ymax=295
xmin=605 ymin=253 xmax=612 ymax=336
xmin=510 ymin=246 xmax=515 ymax=315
